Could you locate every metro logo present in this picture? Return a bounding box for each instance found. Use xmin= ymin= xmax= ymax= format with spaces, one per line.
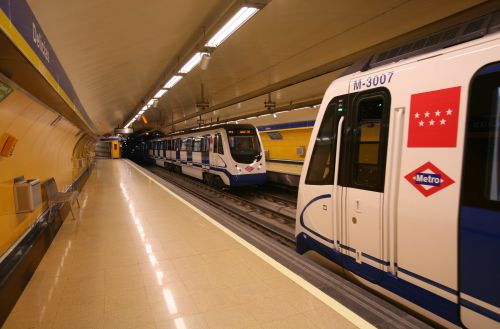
xmin=415 ymin=173 xmax=441 ymax=187
xmin=405 ymin=162 xmax=454 ymax=197
xmin=407 ymin=86 xmax=461 ymax=147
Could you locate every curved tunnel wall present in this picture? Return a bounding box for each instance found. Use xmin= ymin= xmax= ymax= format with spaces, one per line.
xmin=0 ymin=85 xmax=94 ymax=257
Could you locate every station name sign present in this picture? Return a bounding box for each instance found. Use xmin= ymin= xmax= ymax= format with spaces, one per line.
xmin=32 ymin=22 xmax=49 ymax=63
xmin=0 ymin=0 xmax=94 ymax=128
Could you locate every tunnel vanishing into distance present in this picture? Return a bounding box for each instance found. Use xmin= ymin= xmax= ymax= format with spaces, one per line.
xmin=1 ymin=1 xmax=499 ymax=328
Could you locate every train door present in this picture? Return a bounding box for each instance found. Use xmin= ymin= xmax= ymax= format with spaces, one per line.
xmin=459 ymin=63 xmax=500 ymax=328
xmin=211 ymin=134 xmax=218 ymax=167
xmin=212 ymin=133 xmax=224 ymax=167
xmin=201 ymin=135 xmax=210 ymax=168
xmin=166 ymin=140 xmax=171 ymax=161
xmin=300 ymin=94 xmax=348 ymax=253
xmin=175 ymin=139 xmax=181 ymax=163
xmin=339 ymin=88 xmax=390 ymax=283
xmin=217 ymin=133 xmax=224 ymax=168
xmin=186 ymin=138 xmax=193 ymax=165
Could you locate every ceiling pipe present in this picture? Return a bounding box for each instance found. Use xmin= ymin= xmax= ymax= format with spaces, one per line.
xmin=138 ymin=97 xmax=322 ymax=137
xmin=121 ymin=0 xmax=271 ymax=128
xmin=150 ymin=0 xmax=500 ymax=131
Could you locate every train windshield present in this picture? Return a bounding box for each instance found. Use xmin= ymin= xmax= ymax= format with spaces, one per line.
xmin=227 ymin=129 xmax=262 ymax=164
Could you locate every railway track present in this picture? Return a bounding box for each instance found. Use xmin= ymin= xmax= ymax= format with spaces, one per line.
xmin=230 ymin=186 xmax=297 ymax=210
xmin=144 ymin=165 xmax=296 ymax=246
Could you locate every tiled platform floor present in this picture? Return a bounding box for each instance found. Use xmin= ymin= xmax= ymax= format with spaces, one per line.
xmin=3 ymin=160 xmax=358 ymax=329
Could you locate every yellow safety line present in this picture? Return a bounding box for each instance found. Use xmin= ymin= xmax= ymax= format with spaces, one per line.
xmin=124 ymin=159 xmax=375 ymax=329
xmin=0 ymin=10 xmax=94 ymax=133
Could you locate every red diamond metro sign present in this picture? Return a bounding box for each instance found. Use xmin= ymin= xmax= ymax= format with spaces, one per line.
xmin=404 ymin=162 xmax=454 ymax=197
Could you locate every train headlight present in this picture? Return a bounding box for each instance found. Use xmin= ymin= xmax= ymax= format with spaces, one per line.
xmin=235 ymin=165 xmax=241 ymax=172
xmin=258 ymin=164 xmax=261 ymax=170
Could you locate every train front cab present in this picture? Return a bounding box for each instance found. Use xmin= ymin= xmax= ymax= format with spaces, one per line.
xmin=296 ymin=44 xmax=500 ymax=327
xmin=152 ymin=126 xmax=266 ymax=187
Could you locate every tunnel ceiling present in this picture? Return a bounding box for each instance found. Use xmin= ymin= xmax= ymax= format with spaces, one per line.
xmin=26 ymin=0 xmax=488 ymax=134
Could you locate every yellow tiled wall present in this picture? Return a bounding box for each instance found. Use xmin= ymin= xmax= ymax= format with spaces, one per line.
xmin=0 ymin=88 xmax=93 ymax=256
xmin=259 ymin=127 xmax=313 ymax=161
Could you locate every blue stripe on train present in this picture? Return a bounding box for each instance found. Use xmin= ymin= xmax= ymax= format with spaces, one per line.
xmin=460 ymin=206 xmax=500 ymax=308
xmin=461 ymin=298 xmax=500 ymax=323
xmin=296 ymin=232 xmax=461 ymax=325
xmin=159 ymin=158 xmax=266 ymax=186
xmin=210 ymin=167 xmax=266 ymax=186
xmin=459 ymin=206 xmax=500 ymax=323
xmin=257 ymin=120 xmax=315 ymax=131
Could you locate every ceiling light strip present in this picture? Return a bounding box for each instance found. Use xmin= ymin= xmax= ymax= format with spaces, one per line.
xmin=179 ymin=53 xmax=204 ymax=74
xmin=125 ymin=5 xmax=262 ymax=129
xmin=205 ymin=7 xmax=259 ymax=48
xmin=164 ymin=75 xmax=183 ymax=89
xmin=154 ymin=89 xmax=168 ymax=99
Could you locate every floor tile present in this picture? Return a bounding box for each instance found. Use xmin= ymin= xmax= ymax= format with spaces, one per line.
xmin=1 ymin=160 xmax=357 ymax=329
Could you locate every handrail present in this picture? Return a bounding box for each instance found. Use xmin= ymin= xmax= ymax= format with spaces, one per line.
xmin=332 ymin=116 xmax=344 ymax=251
xmin=388 ymin=107 xmax=405 ymax=274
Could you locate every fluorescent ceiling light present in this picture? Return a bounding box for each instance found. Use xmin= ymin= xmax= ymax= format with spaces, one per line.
xmin=205 ymin=7 xmax=259 ymax=48
xmin=164 ymin=75 xmax=183 ymax=89
xmin=138 ymin=110 xmax=145 ymax=115
xmin=141 ymin=105 xmax=148 ymax=112
xmin=179 ymin=53 xmax=205 ymax=74
xmin=154 ymin=89 xmax=167 ymax=99
xmin=147 ymin=99 xmax=155 ymax=106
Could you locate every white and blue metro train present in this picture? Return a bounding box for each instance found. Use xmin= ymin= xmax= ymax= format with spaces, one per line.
xmin=149 ymin=124 xmax=266 ymax=187
xmin=296 ymin=13 xmax=500 ymax=328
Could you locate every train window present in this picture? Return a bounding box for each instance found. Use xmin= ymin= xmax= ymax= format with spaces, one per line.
xmin=193 ymin=138 xmax=201 ymax=152
xmin=305 ymin=100 xmax=338 ymax=185
xmin=202 ymin=135 xmax=210 ymax=152
xmin=462 ymin=63 xmax=500 ymax=207
xmin=489 ymin=87 xmax=500 ymax=201
xmin=228 ymin=129 xmax=261 ymax=163
xmin=181 ymin=138 xmax=187 ymax=151
xmin=217 ymin=133 xmax=224 ymax=155
xmin=350 ymin=95 xmax=388 ymax=191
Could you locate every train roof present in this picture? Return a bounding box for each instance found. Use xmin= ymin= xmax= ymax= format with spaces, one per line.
xmin=150 ymin=124 xmax=258 ymax=141
xmin=341 ymin=11 xmax=500 ymax=77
